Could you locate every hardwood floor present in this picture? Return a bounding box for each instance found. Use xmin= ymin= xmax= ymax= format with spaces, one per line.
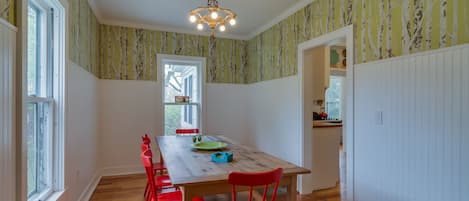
xmin=90 ymin=148 xmax=345 ymax=201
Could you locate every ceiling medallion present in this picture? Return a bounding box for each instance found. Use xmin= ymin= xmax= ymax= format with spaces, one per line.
xmin=189 ymin=0 xmax=237 ymax=38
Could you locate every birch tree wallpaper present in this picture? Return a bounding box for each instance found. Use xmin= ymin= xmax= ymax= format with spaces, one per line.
xmin=99 ymin=24 xmax=248 ymax=83
xmin=247 ymin=0 xmax=469 ymax=83
xmin=69 ymin=0 xmax=100 ymax=76
xmin=0 ymin=0 xmax=15 ymax=25
xmin=2 ymin=0 xmax=468 ymax=84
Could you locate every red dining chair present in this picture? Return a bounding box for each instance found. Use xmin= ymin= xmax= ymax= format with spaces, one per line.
xmin=141 ymin=150 xmax=204 ymax=201
xmin=142 ymin=134 xmax=167 ymax=174
xmin=228 ymin=168 xmax=283 ymax=201
xmin=141 ymin=134 xmax=171 ymax=197
xmin=175 ymin=128 xmax=199 ymax=135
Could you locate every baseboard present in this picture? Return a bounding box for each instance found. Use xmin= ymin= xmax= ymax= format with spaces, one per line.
xmin=100 ymin=165 xmax=145 ymax=177
xmin=77 ymin=171 xmax=102 ymax=201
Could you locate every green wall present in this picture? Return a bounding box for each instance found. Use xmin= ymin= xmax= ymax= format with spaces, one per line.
xmin=99 ymin=24 xmax=248 ymax=83
xmin=247 ymin=0 xmax=469 ymax=83
xmin=0 ymin=0 xmax=15 ymax=25
xmin=69 ymin=0 xmax=100 ymax=76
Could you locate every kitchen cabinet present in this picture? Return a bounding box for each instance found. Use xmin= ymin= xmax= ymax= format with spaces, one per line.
xmin=306 ymin=46 xmax=330 ymax=102
xmin=311 ymin=124 xmax=341 ymax=190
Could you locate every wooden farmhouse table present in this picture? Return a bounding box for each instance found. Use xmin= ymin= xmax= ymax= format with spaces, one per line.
xmin=156 ymin=135 xmax=310 ymax=201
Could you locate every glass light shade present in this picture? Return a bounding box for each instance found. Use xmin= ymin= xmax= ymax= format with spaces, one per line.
xmin=189 ymin=15 xmax=197 ymax=23
xmin=229 ymin=18 xmax=236 ymax=26
xmin=211 ymin=11 xmax=218 ymax=19
xmin=197 ymin=23 xmax=204 ymax=30
xmin=219 ymin=25 xmax=226 ymax=32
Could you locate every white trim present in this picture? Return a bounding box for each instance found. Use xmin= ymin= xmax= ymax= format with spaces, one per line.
xmin=76 ymin=171 xmax=102 ymax=201
xmin=87 ymin=0 xmax=316 ymax=40
xmin=246 ymin=0 xmax=315 ymax=39
xmin=0 ymin=17 xmax=18 ymax=31
xmin=157 ymin=54 xmax=207 ymax=134
xmin=100 ymin=165 xmax=145 ymax=177
xmin=296 ymin=25 xmax=354 ymax=200
xmin=86 ymin=0 xmax=104 ymax=22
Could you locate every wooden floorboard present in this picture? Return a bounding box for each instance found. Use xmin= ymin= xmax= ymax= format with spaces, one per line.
xmin=90 ymin=148 xmax=344 ymax=201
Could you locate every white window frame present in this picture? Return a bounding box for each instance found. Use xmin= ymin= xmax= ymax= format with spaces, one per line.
xmin=24 ymin=0 xmax=66 ymax=200
xmin=157 ymin=54 xmax=206 ymax=135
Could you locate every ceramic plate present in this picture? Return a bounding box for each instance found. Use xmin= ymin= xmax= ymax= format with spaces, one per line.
xmin=192 ymin=141 xmax=227 ymax=150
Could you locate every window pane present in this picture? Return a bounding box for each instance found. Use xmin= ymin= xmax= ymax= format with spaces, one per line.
xmin=27 ymin=6 xmax=38 ymax=96
xmin=164 ymin=64 xmax=198 ymax=103
xmin=27 ymin=102 xmax=51 ymax=198
xmin=325 ymin=76 xmax=344 ymax=120
xmin=27 ymin=104 xmax=37 ymax=196
xmin=164 ymin=104 xmax=199 ymax=135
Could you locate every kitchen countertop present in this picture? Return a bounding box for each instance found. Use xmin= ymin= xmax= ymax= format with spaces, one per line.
xmin=313 ymin=121 xmax=343 ymax=128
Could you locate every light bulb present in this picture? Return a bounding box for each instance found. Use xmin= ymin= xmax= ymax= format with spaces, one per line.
xmin=211 ymin=11 xmax=218 ymax=19
xmin=219 ymin=25 xmax=226 ymax=32
xmin=197 ymin=23 xmax=204 ymax=30
xmin=189 ymin=15 xmax=197 ymax=23
xmin=229 ymin=18 xmax=236 ymax=26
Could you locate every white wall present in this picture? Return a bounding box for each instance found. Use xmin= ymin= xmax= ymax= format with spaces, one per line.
xmin=98 ymin=80 xmax=163 ymax=175
xmin=63 ymin=62 xmax=99 ymax=201
xmin=354 ymin=44 xmax=469 ymax=201
xmin=247 ymin=76 xmax=301 ymax=164
xmin=0 ymin=18 xmax=17 ymax=201
xmin=97 ymin=81 xmax=251 ymax=175
xmin=205 ymin=84 xmax=250 ymax=146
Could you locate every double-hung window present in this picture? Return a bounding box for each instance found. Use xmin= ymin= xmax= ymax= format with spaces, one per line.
xmin=161 ymin=58 xmax=203 ymax=135
xmin=26 ymin=0 xmax=65 ymax=200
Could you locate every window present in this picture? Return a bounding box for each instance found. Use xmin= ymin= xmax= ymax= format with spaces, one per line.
xmin=26 ymin=0 xmax=64 ymax=200
xmin=161 ymin=58 xmax=203 ymax=135
xmin=325 ymin=76 xmax=345 ymax=120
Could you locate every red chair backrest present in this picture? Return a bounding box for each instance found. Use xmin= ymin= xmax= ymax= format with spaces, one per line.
xmin=228 ymin=168 xmax=283 ymax=201
xmin=141 ymin=134 xmax=152 ymax=152
xmin=175 ymin=128 xmax=199 ymax=135
xmin=141 ymin=150 xmax=157 ymax=201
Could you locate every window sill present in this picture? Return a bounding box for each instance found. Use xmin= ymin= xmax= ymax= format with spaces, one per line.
xmin=44 ymin=190 xmax=64 ymax=201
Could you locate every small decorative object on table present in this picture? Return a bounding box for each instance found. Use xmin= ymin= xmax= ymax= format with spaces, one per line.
xmin=211 ymin=152 xmax=233 ymax=163
xmin=192 ymin=134 xmax=202 ymax=143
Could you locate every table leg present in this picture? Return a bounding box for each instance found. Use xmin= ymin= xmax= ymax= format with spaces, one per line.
xmin=182 ymin=187 xmax=193 ymax=201
xmin=286 ymin=176 xmax=298 ymax=201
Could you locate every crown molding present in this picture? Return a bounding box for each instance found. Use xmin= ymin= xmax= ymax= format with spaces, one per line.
xmin=246 ymin=0 xmax=315 ymax=39
xmin=87 ymin=0 xmax=104 ymax=22
xmin=87 ymin=0 xmax=315 ymax=41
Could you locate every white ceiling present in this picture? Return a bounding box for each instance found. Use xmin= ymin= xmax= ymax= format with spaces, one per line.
xmin=89 ymin=0 xmax=314 ymax=40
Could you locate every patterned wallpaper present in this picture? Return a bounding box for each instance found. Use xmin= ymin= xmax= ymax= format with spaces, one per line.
xmin=247 ymin=0 xmax=469 ymax=83
xmin=99 ymin=24 xmax=248 ymax=83
xmin=0 ymin=0 xmax=15 ymax=25
xmin=69 ymin=0 xmax=100 ymax=76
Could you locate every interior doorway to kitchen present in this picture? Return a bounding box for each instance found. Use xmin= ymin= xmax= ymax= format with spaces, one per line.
xmin=297 ymin=25 xmax=354 ymax=201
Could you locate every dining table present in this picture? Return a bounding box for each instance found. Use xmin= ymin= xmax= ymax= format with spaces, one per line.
xmin=156 ymin=135 xmax=311 ymax=201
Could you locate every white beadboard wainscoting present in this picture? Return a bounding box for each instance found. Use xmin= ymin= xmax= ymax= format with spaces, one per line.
xmin=0 ymin=19 xmax=16 ymax=201
xmin=354 ymin=44 xmax=469 ymax=201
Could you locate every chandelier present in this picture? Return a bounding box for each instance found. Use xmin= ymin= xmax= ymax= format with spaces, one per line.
xmin=188 ymin=0 xmax=237 ymax=37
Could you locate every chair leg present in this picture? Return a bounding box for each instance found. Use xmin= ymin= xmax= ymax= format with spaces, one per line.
xmin=144 ymin=181 xmax=149 ymax=198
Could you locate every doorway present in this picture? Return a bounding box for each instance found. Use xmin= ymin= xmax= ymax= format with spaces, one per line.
xmin=297 ymin=25 xmax=354 ymax=201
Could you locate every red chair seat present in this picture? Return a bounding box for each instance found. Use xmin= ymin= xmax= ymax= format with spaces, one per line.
xmin=155 ymin=175 xmax=172 ymax=188
xmin=153 ymin=162 xmax=166 ymax=171
xmin=157 ymin=190 xmax=204 ymax=201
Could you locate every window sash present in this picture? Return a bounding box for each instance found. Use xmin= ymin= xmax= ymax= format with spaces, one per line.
xmin=26 ymin=100 xmax=54 ymax=200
